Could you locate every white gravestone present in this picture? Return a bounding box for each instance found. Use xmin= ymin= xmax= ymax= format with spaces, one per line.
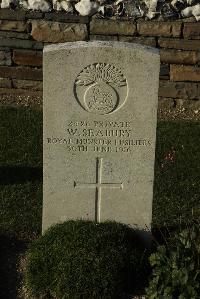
xmin=43 ymin=41 xmax=160 ymax=242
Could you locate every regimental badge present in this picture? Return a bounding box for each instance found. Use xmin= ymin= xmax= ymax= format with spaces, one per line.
xmin=74 ymin=63 xmax=128 ymax=115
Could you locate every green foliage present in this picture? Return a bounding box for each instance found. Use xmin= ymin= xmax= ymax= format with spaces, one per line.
xmin=0 ymin=107 xmax=42 ymax=167
xmin=0 ymin=182 xmax=42 ymax=237
xmin=25 ymin=220 xmax=146 ymax=299
xmin=0 ymin=107 xmax=200 ymax=237
xmin=153 ymin=121 xmax=200 ymax=228
xmin=0 ymin=107 xmax=42 ymax=237
xmin=146 ymin=225 xmax=200 ymax=299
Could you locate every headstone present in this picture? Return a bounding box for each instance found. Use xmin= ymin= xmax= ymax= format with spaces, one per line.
xmin=43 ymin=41 xmax=160 ymax=242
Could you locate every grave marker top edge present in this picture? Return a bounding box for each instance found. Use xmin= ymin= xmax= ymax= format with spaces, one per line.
xmin=43 ymin=41 xmax=160 ymax=56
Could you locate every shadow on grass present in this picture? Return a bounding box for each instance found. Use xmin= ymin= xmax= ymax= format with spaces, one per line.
xmin=0 ymin=235 xmax=28 ymax=299
xmin=0 ymin=166 xmax=42 ymax=185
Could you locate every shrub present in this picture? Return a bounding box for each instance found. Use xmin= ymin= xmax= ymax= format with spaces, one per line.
xmin=25 ymin=220 xmax=147 ymax=299
xmin=146 ymin=224 xmax=200 ymax=299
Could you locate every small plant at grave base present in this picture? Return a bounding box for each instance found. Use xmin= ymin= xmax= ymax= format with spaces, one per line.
xmin=146 ymin=224 xmax=200 ymax=299
xmin=25 ymin=220 xmax=148 ymax=299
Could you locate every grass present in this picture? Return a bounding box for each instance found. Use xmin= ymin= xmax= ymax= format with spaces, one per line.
xmin=0 ymin=107 xmax=42 ymax=238
xmin=0 ymin=107 xmax=200 ymax=238
xmin=25 ymin=221 xmax=147 ymax=299
xmin=153 ymin=121 xmax=200 ymax=228
xmin=0 ymin=107 xmax=42 ymax=298
xmin=0 ymin=107 xmax=42 ymax=167
xmin=0 ymin=107 xmax=199 ymax=297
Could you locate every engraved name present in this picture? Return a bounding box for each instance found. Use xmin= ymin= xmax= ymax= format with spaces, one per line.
xmin=46 ymin=119 xmax=152 ymax=154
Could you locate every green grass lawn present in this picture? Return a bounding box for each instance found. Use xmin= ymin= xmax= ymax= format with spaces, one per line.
xmin=0 ymin=107 xmax=200 ymax=238
xmin=153 ymin=121 xmax=200 ymax=229
xmin=0 ymin=108 xmax=42 ymax=238
xmin=0 ymin=107 xmax=200 ymax=298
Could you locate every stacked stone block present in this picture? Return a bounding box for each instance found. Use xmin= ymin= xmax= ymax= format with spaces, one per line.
xmin=0 ymin=9 xmax=199 ymax=105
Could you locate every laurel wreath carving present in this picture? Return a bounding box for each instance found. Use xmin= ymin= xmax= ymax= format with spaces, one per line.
xmin=75 ymin=63 xmax=127 ymax=88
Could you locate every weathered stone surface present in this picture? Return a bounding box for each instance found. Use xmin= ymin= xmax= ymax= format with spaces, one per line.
xmin=160 ymin=64 xmax=169 ymax=80
xmin=90 ymin=35 xmax=118 ymax=41
xmin=12 ymin=79 xmax=43 ymax=90
xmin=158 ymin=97 xmax=175 ymax=109
xmin=119 ymin=36 xmax=156 ymax=47
xmin=0 ymin=51 xmax=11 ymax=66
xmin=0 ymin=78 xmax=12 ymax=88
xmin=0 ymin=9 xmax=26 ymax=20
xmin=182 ymin=17 xmax=196 ymax=23
xmin=170 ymin=65 xmax=200 ymax=82
xmin=0 ymin=87 xmax=42 ymax=97
xmin=0 ymin=66 xmax=42 ymax=81
xmin=160 ymin=49 xmax=200 ymax=65
xmin=158 ymin=97 xmax=200 ymax=121
xmin=138 ymin=21 xmax=182 ymax=37
xmin=25 ymin=11 xmax=43 ymax=19
xmin=45 ymin=12 xmax=89 ymax=24
xmin=159 ymin=80 xmax=200 ymax=99
xmin=13 ymin=49 xmax=42 ymax=66
xmin=173 ymin=98 xmax=200 ymax=110
xmin=0 ymin=38 xmax=43 ymax=50
xmin=0 ymin=31 xmax=29 ymax=39
xmin=90 ymin=19 xmax=136 ymax=36
xmin=43 ymin=41 xmax=160 ymax=244
xmin=158 ymin=38 xmax=200 ymax=51
xmin=0 ymin=20 xmax=27 ymax=32
xmin=183 ymin=23 xmax=200 ymax=39
xmin=31 ymin=20 xmax=88 ymax=43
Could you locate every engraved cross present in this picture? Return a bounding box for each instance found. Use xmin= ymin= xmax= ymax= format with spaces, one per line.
xmin=74 ymin=157 xmax=123 ymax=223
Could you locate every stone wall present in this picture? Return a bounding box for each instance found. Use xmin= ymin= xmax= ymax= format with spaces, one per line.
xmin=0 ymin=9 xmax=199 ymax=118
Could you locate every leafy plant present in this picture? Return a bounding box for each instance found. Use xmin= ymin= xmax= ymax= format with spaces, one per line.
xmin=25 ymin=220 xmax=146 ymax=299
xmin=146 ymin=224 xmax=200 ymax=299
